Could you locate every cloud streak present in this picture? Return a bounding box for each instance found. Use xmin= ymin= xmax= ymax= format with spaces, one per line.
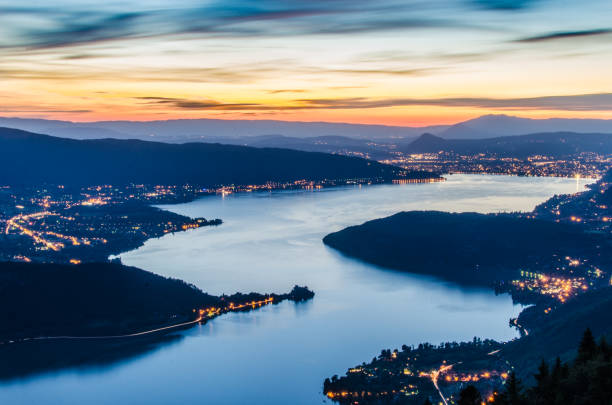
xmin=135 ymin=97 xmax=262 ymax=110
xmin=516 ymin=28 xmax=612 ymax=43
xmin=0 ymin=0 xmax=542 ymax=51
xmin=135 ymin=93 xmax=612 ymax=112
xmin=296 ymin=94 xmax=612 ymax=111
xmin=471 ymin=0 xmax=537 ymax=10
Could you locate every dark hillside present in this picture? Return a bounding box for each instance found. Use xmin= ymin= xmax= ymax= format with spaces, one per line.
xmin=0 ymin=127 xmax=427 ymax=187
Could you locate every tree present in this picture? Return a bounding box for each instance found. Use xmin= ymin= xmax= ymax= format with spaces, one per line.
xmin=599 ymin=336 xmax=610 ymax=361
xmin=493 ymin=372 xmax=526 ymax=405
xmin=576 ymin=328 xmax=597 ymax=364
xmin=423 ymin=399 xmax=433 ymax=405
xmin=458 ymin=385 xmax=482 ymax=405
xmin=532 ymin=359 xmax=552 ymax=404
xmin=323 ymin=378 xmax=331 ymax=392
xmin=550 ymin=357 xmax=563 ymax=390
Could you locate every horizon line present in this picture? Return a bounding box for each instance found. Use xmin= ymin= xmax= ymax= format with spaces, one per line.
xmin=2 ymin=113 xmax=612 ymax=129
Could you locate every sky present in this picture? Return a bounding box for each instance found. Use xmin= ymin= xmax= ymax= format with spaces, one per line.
xmin=1 ymin=0 xmax=611 ymax=126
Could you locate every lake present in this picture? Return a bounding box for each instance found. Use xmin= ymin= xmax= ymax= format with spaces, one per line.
xmin=0 ymin=174 xmax=590 ymax=404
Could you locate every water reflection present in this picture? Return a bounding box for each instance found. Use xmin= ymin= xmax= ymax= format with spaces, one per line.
xmin=0 ymin=334 xmax=184 ymax=382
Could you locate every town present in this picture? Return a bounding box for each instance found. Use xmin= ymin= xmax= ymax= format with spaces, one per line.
xmin=382 ymin=151 xmax=610 ymax=179
xmin=0 ymin=176 xmax=441 ymax=264
xmin=0 ymin=184 xmax=220 ymax=263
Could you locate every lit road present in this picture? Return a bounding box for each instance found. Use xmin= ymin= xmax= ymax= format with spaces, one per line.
xmin=429 ymin=363 xmax=455 ymax=405
xmin=5 ymin=298 xmax=275 ymax=344
xmin=511 ymin=318 xmax=529 ymax=336
xmin=22 ymin=315 xmax=205 ymax=342
xmin=4 ymin=211 xmax=63 ymax=251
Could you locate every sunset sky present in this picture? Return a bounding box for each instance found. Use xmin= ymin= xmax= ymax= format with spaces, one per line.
xmin=1 ymin=0 xmax=611 ymax=126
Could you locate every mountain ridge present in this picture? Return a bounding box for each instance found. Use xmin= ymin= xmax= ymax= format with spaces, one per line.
xmin=4 ymin=114 xmax=612 ymax=143
xmin=441 ymin=114 xmax=612 ymax=139
xmin=403 ymin=131 xmax=612 ymax=156
xmin=0 ymin=127 xmax=427 ymax=187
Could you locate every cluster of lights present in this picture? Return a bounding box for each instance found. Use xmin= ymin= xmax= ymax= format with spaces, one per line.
xmin=81 ymin=197 xmax=108 ymax=206
xmin=4 ymin=211 xmax=63 ymax=251
xmin=512 ymin=272 xmax=588 ymax=303
xmin=4 ymin=210 xmax=101 ymax=253
xmin=195 ymin=297 xmax=275 ymax=320
xmin=443 ymin=370 xmax=507 ymax=383
xmin=386 ymin=152 xmax=609 ymax=178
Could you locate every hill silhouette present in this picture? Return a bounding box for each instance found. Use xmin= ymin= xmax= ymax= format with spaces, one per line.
xmin=0 ymin=261 xmax=314 ymax=340
xmin=0 ymin=261 xmax=216 ymax=340
xmin=440 ymin=114 xmax=612 ymax=139
xmin=0 ymin=127 xmax=425 ymax=187
xmin=403 ymin=131 xmax=612 ymax=157
xmin=323 ymin=211 xmax=609 ymax=286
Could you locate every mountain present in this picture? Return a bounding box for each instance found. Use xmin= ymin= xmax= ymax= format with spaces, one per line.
xmin=403 ymin=133 xmax=448 ymax=151
xmin=440 ymin=114 xmax=612 ymax=139
xmin=403 ymin=131 xmax=612 ymax=157
xmin=0 ymin=117 xmax=446 ymax=143
xmin=0 ymin=127 xmax=430 ymax=187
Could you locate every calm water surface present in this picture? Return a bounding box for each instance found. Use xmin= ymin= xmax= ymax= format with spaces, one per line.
xmin=0 ymin=175 xmax=591 ymax=404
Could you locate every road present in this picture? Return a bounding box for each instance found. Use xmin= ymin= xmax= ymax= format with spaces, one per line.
xmin=4 ymin=298 xmax=276 ymax=345
xmin=4 ymin=211 xmax=63 ymax=251
xmin=511 ymin=318 xmax=529 ymax=336
xmin=21 ymin=315 xmax=205 ymax=342
xmin=429 ymin=363 xmax=454 ymax=405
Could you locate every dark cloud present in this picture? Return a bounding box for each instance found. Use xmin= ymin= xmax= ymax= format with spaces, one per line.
xmin=0 ymin=10 xmax=144 ymax=50
xmin=0 ymin=1 xmax=490 ymax=51
xmin=304 ymin=17 xmax=473 ymax=35
xmin=296 ymin=93 xmax=612 ymax=111
xmin=516 ymin=28 xmax=612 ymax=43
xmin=0 ymin=64 xmax=283 ymax=83
xmin=1 ymin=0 xmax=609 ymax=55
xmin=267 ymin=89 xmax=307 ymax=94
xmin=3 ymin=0 xmax=608 ymax=55
xmin=135 ymin=97 xmax=261 ymax=110
xmin=135 ymin=93 xmax=612 ymax=112
xmin=60 ymin=53 xmax=110 ymax=60
xmin=471 ymin=0 xmax=537 ymax=10
xmin=323 ymin=68 xmax=436 ymax=76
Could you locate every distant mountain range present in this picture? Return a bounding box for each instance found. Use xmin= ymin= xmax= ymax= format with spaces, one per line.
xmin=194 ymin=134 xmax=396 ymax=159
xmin=2 ymin=115 xmax=611 ymax=163
xmin=404 ymin=132 xmax=612 ymax=157
xmin=0 ymin=117 xmax=444 ymax=143
xmin=0 ymin=127 xmax=423 ymax=187
xmin=2 ymin=115 xmax=612 ymax=144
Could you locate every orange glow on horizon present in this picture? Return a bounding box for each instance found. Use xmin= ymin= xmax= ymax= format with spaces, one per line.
xmin=6 ymin=107 xmax=612 ymax=127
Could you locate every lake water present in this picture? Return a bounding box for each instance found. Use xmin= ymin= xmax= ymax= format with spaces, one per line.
xmin=0 ymin=174 xmax=590 ymax=404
